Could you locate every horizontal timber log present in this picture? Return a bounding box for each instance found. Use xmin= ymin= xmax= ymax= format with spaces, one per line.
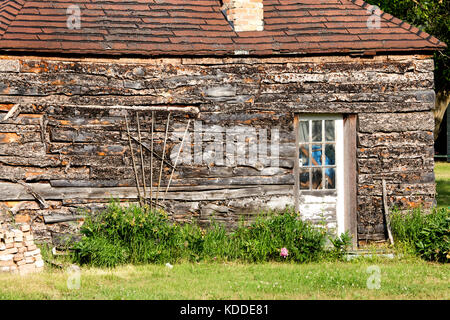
xmin=358 ymin=112 xmax=434 ymax=133
xmin=0 ymin=182 xmax=293 ymax=201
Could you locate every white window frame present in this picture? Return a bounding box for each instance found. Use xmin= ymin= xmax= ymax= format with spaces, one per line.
xmin=294 ymin=114 xmax=345 ymax=236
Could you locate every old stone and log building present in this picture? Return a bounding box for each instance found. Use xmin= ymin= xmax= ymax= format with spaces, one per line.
xmin=0 ymin=0 xmax=446 ymax=248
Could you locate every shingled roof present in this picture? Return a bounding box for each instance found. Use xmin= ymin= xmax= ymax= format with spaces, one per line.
xmin=0 ymin=0 xmax=446 ymax=56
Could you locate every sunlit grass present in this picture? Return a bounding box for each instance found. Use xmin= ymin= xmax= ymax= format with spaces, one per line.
xmin=0 ymin=259 xmax=448 ymax=300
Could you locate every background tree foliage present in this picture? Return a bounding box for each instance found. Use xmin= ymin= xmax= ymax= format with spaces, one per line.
xmin=366 ymin=0 xmax=449 ymax=140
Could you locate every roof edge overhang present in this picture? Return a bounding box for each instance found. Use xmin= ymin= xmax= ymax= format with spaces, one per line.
xmin=0 ymin=47 xmax=441 ymax=61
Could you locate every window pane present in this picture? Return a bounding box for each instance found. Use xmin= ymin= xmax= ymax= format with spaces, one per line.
xmin=325 ymin=120 xmax=335 ymax=141
xmin=299 ymin=121 xmax=309 ymax=143
xmin=325 ymin=144 xmax=335 ymax=165
xmin=299 ymin=145 xmax=310 ymax=167
xmin=312 ymin=120 xmax=322 ymax=142
xmin=312 ymin=168 xmax=323 ymax=190
xmin=325 ymin=167 xmax=336 ymax=189
xmin=311 ymin=144 xmax=322 ymax=166
xmin=299 ymin=169 xmax=310 ymax=190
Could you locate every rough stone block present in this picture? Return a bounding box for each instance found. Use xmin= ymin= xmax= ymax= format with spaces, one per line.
xmin=20 ymin=225 xmax=30 ymax=232
xmin=0 ymin=60 xmax=20 ymax=73
xmin=0 ymin=254 xmax=13 ymax=261
xmin=24 ymin=249 xmax=40 ymax=257
xmin=18 ymin=264 xmax=36 ymax=275
xmin=35 ymin=260 xmax=44 ymax=268
xmin=26 ymin=244 xmax=37 ymax=251
xmin=13 ymin=253 xmax=24 ymax=262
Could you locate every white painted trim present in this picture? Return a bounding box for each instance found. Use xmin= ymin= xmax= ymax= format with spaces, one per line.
xmin=296 ymin=113 xmax=345 ymax=236
xmin=335 ymin=116 xmax=345 ymax=236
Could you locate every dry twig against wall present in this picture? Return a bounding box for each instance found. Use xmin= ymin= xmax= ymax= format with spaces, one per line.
xmin=163 ymin=119 xmax=191 ymax=200
xmin=125 ymin=114 xmax=143 ymax=206
xmin=155 ymin=112 xmax=171 ymax=206
xmin=136 ymin=112 xmax=147 ymax=202
xmin=150 ymin=111 xmax=154 ymax=211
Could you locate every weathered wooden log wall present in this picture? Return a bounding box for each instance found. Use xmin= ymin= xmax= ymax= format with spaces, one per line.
xmin=0 ymin=54 xmax=436 ymax=243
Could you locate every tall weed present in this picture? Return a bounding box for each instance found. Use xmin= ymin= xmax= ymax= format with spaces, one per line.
xmin=390 ymin=207 xmax=449 ymax=263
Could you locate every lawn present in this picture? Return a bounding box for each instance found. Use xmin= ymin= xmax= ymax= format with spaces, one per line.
xmin=0 ymin=259 xmax=448 ymax=300
xmin=435 ymin=161 xmax=450 ymax=209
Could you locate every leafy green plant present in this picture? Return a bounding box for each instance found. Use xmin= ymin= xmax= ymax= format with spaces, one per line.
xmin=226 ymin=209 xmax=328 ymax=263
xmin=72 ymin=200 xmax=352 ymax=267
xmin=328 ymin=231 xmax=353 ymax=260
xmin=390 ymin=207 xmax=449 ymax=263
xmin=73 ymin=236 xmax=129 ymax=268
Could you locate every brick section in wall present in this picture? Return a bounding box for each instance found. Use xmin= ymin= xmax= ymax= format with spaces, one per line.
xmin=222 ymin=0 xmax=264 ymax=32
xmin=0 ymin=222 xmax=44 ymax=274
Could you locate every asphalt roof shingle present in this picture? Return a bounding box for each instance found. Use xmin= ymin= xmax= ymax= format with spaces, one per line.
xmin=0 ymin=0 xmax=446 ymax=56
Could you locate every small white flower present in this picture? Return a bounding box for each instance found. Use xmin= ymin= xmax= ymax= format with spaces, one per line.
xmin=165 ymin=263 xmax=173 ymax=269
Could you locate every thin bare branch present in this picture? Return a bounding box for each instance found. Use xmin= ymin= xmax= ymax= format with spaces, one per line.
xmin=150 ymin=111 xmax=154 ymax=211
xmin=163 ymin=119 xmax=191 ymax=200
xmin=136 ymin=112 xmax=147 ymax=201
xmin=125 ymin=114 xmax=143 ymax=206
xmin=155 ymin=112 xmax=171 ymax=206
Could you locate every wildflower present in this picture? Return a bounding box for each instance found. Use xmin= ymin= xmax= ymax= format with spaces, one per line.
xmin=280 ymin=247 xmax=289 ymax=258
xmin=165 ymin=263 xmax=173 ymax=269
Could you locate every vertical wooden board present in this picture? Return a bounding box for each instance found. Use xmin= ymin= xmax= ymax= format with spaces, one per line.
xmin=293 ymin=114 xmax=299 ymax=213
xmin=344 ymin=114 xmax=358 ymax=248
xmin=447 ymin=110 xmax=450 ymax=162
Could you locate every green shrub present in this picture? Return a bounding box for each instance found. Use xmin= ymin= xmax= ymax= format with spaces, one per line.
xmin=328 ymin=231 xmax=353 ymax=260
xmin=72 ymin=236 xmax=129 ymax=268
xmin=228 ymin=211 xmax=328 ymax=262
xmin=390 ymin=207 xmax=449 ymax=263
xmin=72 ymin=200 xmax=350 ymax=267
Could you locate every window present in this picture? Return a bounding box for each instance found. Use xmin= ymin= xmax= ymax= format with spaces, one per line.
xmin=298 ymin=118 xmax=336 ymax=190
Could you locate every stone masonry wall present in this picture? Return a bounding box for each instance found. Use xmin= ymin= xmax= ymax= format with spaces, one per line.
xmin=0 ymin=54 xmax=436 ymax=244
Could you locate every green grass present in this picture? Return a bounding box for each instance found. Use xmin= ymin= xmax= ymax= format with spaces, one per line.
xmin=0 ymin=163 xmax=448 ymax=300
xmin=435 ymin=161 xmax=450 ymax=209
xmin=0 ymin=259 xmax=448 ymax=300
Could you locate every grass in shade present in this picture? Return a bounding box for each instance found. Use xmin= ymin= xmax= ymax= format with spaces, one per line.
xmin=435 ymin=161 xmax=450 ymax=209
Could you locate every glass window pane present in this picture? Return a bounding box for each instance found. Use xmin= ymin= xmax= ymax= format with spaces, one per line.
xmin=325 ymin=120 xmax=335 ymax=142
xmin=299 ymin=121 xmax=309 ymax=143
xmin=325 ymin=167 xmax=336 ymax=189
xmin=299 ymin=169 xmax=310 ymax=190
xmin=325 ymin=144 xmax=335 ymax=166
xmin=311 ymin=144 xmax=322 ymax=167
xmin=312 ymin=120 xmax=322 ymax=142
xmin=299 ymin=145 xmax=309 ymax=167
xmin=312 ymin=168 xmax=323 ymax=190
